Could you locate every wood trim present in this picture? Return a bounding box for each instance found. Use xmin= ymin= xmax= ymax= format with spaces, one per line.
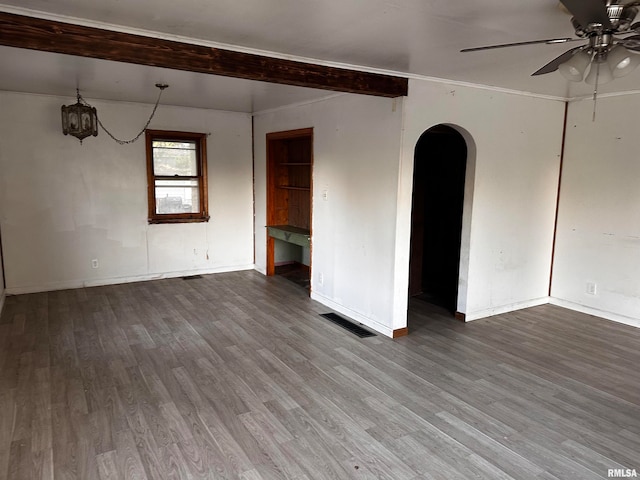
xmin=455 ymin=311 xmax=466 ymax=322
xmin=0 ymin=222 xmax=6 ymax=290
xmin=266 ymin=128 xmax=314 ymax=141
xmin=145 ymin=132 xmax=157 ymax=222
xmin=393 ymin=327 xmax=409 ymax=338
xmin=549 ymin=101 xmax=569 ymax=296
xmin=266 ymin=236 xmax=275 ymax=276
xmin=145 ymin=129 xmax=209 ymax=224
xmin=266 ymin=128 xmax=313 ymax=283
xmin=0 ymin=12 xmax=408 ymax=98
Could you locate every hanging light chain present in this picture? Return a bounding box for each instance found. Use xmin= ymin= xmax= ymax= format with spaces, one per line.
xmin=78 ymin=84 xmax=169 ymax=145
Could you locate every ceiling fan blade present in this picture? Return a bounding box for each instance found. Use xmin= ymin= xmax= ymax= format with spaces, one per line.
xmin=461 ymin=37 xmax=577 ymax=53
xmin=559 ymin=0 xmax=612 ymax=29
xmin=531 ymin=46 xmax=584 ymax=76
xmin=618 ymin=34 xmax=640 ymax=50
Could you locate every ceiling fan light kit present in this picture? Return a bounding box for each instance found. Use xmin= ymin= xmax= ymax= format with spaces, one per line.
xmin=558 ymin=50 xmax=591 ymax=81
xmin=608 ymin=45 xmax=640 ymax=76
xmin=585 ymin=55 xmax=614 ymax=85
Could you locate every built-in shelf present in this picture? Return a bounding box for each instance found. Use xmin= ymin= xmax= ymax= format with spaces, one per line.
xmin=267 ymin=225 xmax=311 ymax=248
xmin=278 ymin=185 xmax=310 ymax=191
xmin=267 ymin=128 xmax=313 ymax=280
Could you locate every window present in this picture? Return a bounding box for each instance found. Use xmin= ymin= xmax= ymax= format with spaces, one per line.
xmin=145 ymin=130 xmax=209 ymax=224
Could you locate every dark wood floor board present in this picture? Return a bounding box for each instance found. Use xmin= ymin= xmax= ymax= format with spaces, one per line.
xmin=154 ymin=442 xmax=192 ymax=480
xmin=31 ymin=446 xmax=53 ymax=480
xmin=95 ymin=449 xmax=120 ymax=480
xmin=503 ymin=353 xmax=637 ymax=418
xmin=468 ymin=312 xmax=628 ymax=378
xmin=490 ymin=429 xmax=605 ymax=480
xmin=263 ymin=400 xmax=355 ymax=480
xmin=301 ymin=390 xmax=419 ymax=479
xmin=413 ymin=428 xmax=522 ymax=480
xmin=226 ymin=351 xmax=299 ymax=411
xmin=7 ymin=440 xmax=31 ymax=480
xmin=168 ymin=377 xmax=255 ymax=477
xmin=156 ymin=402 xmax=193 ymax=447
xmin=238 ymin=411 xmax=309 ymax=479
xmin=51 ymin=437 xmax=100 ymax=480
xmin=133 ymin=360 xmax=175 ymax=407
xmin=334 ymin=346 xmax=492 ymax=414
xmin=456 ymin=379 xmax=640 ymax=466
xmin=114 ymin=429 xmax=150 ymax=479
xmin=619 ymin=427 xmax=640 ymax=444
xmin=194 ymin=358 xmax=253 ymax=416
xmin=365 ymin=333 xmax=487 ymax=383
xmin=85 ymin=409 xmax=115 ymax=456
xmin=498 ymin=381 xmax=640 ymax=443
xmin=485 ymin=365 xmax=639 ymax=436
xmin=481 ymin=397 xmax=640 ymax=471
xmin=392 ymin=433 xmax=471 ymax=480
xmin=194 ymin=403 xmax=262 ymax=476
xmin=559 ymin=438 xmax=630 ymax=474
xmin=99 ymin=386 xmax=130 ymax=435
xmin=425 ymin=410 xmax=547 ymax=479
xmin=126 ymin=370 xmax=173 ymax=451
xmin=126 ymin=422 xmax=165 ymax=480
xmin=278 ymin=435 xmax=349 ymax=480
xmin=1 ymin=271 xmax=639 ymax=479
xmin=435 ymin=390 xmax=520 ymax=440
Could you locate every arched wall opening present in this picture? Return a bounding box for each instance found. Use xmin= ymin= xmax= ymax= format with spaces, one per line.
xmin=408 ymin=124 xmax=476 ymax=318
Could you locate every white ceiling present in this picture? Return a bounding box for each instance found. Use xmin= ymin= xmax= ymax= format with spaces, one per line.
xmin=2 ymin=0 xmax=640 ymax=112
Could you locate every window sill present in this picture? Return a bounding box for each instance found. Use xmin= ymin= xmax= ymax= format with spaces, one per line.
xmin=148 ymin=216 xmax=210 ymax=224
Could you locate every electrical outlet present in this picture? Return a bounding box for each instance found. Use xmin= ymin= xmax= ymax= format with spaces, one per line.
xmin=91 ymin=259 xmax=99 ymax=269
xmin=322 ymin=190 xmax=328 ymax=201
xmin=586 ymin=282 xmax=597 ymax=295
xmin=318 ymin=272 xmax=324 ymax=286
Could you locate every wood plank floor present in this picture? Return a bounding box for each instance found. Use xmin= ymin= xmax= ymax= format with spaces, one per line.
xmin=1 ymin=270 xmax=639 ymax=479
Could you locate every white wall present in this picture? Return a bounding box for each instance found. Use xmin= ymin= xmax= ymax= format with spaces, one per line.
xmin=254 ymin=94 xmax=404 ymax=336
xmin=551 ymin=94 xmax=640 ymax=328
xmin=394 ymin=79 xmax=565 ymax=326
xmin=0 ymin=92 xmax=254 ymax=293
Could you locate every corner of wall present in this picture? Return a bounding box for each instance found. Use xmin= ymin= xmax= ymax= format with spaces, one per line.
xmin=550 ymin=297 xmax=640 ymax=329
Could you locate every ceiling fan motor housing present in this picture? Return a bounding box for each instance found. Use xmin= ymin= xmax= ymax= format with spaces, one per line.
xmin=572 ymin=4 xmax=638 ymax=36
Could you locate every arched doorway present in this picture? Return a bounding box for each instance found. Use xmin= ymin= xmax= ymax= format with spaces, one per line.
xmin=409 ymin=125 xmax=467 ymax=313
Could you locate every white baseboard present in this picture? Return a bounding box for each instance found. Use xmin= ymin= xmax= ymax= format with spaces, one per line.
xmin=5 ymin=264 xmax=255 ymax=295
xmin=310 ymin=291 xmax=393 ymax=337
xmin=464 ymin=296 xmax=551 ymax=321
xmin=550 ymin=297 xmax=640 ymax=329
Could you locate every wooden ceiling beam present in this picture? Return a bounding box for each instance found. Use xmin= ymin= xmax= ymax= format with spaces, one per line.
xmin=0 ymin=12 xmax=408 ymax=98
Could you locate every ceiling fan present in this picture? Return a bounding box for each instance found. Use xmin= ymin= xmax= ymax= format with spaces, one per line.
xmin=461 ymin=0 xmax=640 ymax=85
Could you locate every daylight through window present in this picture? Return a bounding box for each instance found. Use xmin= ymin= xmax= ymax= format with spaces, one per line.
xmin=145 ymin=130 xmax=209 ymax=223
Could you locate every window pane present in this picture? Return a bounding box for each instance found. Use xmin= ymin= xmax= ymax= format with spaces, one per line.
xmin=155 ymin=179 xmax=200 ymax=213
xmin=152 ymin=140 xmax=198 ymax=176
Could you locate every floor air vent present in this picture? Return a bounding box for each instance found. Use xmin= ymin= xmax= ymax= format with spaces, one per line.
xmin=182 ymin=275 xmax=203 ymax=280
xmin=320 ymin=313 xmax=376 ymax=338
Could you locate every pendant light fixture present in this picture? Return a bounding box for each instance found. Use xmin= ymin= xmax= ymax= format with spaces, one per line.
xmin=61 ymin=89 xmax=98 ymax=143
xmin=61 ymin=83 xmax=169 ymax=145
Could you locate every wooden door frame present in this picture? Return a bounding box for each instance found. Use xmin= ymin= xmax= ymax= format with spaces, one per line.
xmin=0 ymin=223 xmax=6 ymax=290
xmin=266 ymin=128 xmax=314 ymax=279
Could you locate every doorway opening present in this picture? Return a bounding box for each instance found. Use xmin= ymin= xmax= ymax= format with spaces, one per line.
xmin=266 ymin=128 xmax=313 ymax=292
xmin=409 ymin=125 xmax=467 ymax=313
